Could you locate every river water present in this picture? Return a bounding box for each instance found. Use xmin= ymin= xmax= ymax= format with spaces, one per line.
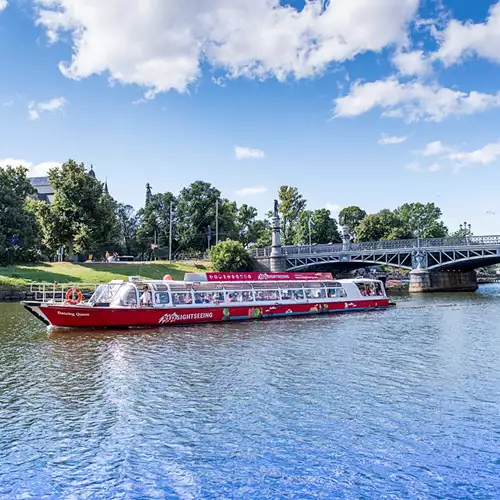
xmin=1 ymin=287 xmax=500 ymax=499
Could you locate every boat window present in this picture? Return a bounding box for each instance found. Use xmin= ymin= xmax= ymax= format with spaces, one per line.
xmin=356 ymin=282 xmax=384 ymax=296
xmin=155 ymin=292 xmax=170 ymax=305
xmin=89 ymin=283 xmax=122 ymax=305
xmin=110 ymin=284 xmax=138 ymax=307
xmin=305 ymin=288 xmax=326 ymax=299
xmin=194 ymin=291 xmax=224 ymax=304
xmin=191 ymin=282 xmax=224 ymax=292
xmin=153 ymin=284 xmax=169 ymax=292
xmin=327 ymin=288 xmax=338 ymax=298
xmin=254 ymin=290 xmax=279 ymax=301
xmin=339 ymin=288 xmax=347 ymax=298
xmin=172 ymin=292 xmax=193 ymax=305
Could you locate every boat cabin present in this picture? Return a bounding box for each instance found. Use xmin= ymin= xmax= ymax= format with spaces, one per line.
xmin=87 ymin=277 xmax=386 ymax=309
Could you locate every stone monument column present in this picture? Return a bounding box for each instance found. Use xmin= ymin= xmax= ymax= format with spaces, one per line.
xmin=270 ymin=199 xmax=286 ymax=272
xmin=339 ymin=216 xmax=352 ymax=251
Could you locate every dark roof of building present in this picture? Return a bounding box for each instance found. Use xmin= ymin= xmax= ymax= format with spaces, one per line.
xmin=29 ymin=176 xmax=51 ymax=187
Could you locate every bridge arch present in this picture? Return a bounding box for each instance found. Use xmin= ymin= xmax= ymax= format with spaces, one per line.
xmin=286 ymin=259 xmax=412 ymax=272
xmin=428 ymin=255 xmax=500 ymax=272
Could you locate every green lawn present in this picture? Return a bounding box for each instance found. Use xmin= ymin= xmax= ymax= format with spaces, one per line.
xmin=0 ymin=261 xmax=211 ymax=289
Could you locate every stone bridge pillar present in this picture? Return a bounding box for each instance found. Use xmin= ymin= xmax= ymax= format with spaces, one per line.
xmin=270 ymin=201 xmax=286 ymax=272
xmin=409 ymin=249 xmax=478 ymax=292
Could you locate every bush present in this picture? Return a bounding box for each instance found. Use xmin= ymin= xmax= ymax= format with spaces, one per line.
xmin=210 ymin=240 xmax=253 ymax=272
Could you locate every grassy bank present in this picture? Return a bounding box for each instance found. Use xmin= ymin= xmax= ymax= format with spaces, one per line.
xmin=0 ymin=261 xmax=211 ymax=289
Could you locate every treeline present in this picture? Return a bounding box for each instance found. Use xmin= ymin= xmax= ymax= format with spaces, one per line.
xmin=0 ymin=159 xmax=453 ymax=265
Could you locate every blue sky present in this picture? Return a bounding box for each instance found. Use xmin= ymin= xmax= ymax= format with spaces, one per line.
xmin=1 ymin=0 xmax=500 ymax=235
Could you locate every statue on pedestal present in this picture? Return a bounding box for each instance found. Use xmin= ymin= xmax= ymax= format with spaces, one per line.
xmin=273 ymin=199 xmax=279 ymax=218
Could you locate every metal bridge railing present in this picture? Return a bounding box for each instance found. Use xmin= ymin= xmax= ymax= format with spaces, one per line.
xmin=250 ymin=235 xmax=500 ymax=257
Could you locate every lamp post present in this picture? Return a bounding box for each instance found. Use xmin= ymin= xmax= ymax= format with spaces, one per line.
xmin=460 ymin=221 xmax=472 ymax=245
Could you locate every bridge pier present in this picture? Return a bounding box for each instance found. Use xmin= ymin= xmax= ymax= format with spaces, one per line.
xmin=409 ymin=270 xmax=478 ymax=293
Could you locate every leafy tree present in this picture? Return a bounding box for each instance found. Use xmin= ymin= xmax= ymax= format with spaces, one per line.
xmin=136 ymin=191 xmax=176 ymax=255
xmin=145 ymin=183 xmax=152 ymax=206
xmin=338 ymin=206 xmax=367 ymax=230
xmin=117 ymin=203 xmax=139 ymax=255
xmin=275 ymin=186 xmax=307 ymax=245
xmin=393 ymin=202 xmax=448 ymax=239
xmin=254 ymin=220 xmax=272 ymax=248
xmin=210 ymin=240 xmax=253 ymax=272
xmin=0 ymin=166 xmax=40 ymax=264
xmin=236 ymin=204 xmax=269 ymax=247
xmin=297 ymin=209 xmax=341 ymax=244
xmin=175 ymin=181 xmax=237 ymax=251
xmin=37 ymin=160 xmax=120 ymax=258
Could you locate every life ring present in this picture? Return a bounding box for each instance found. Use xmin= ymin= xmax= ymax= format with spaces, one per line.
xmin=65 ymin=287 xmax=83 ymax=305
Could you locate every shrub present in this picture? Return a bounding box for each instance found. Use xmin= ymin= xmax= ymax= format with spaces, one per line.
xmin=209 ymin=240 xmax=253 ymax=272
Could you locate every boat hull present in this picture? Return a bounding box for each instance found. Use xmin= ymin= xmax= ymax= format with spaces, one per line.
xmin=24 ymin=298 xmax=390 ymax=329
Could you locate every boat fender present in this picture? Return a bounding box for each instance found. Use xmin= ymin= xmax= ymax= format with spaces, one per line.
xmin=65 ymin=288 xmax=83 ymax=305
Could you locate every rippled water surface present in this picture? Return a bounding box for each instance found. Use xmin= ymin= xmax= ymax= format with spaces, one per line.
xmin=2 ymin=287 xmax=500 ymax=499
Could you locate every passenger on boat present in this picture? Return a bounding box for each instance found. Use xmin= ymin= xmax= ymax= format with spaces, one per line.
xmin=140 ymin=286 xmax=153 ymax=306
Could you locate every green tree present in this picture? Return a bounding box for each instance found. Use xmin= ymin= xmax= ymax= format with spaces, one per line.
xmin=136 ymin=191 xmax=176 ymax=255
xmin=338 ymin=206 xmax=367 ymax=230
xmin=275 ymin=186 xmax=307 ymax=245
xmin=0 ymin=166 xmax=40 ymax=264
xmin=117 ymin=203 xmax=139 ymax=255
xmin=210 ymin=240 xmax=253 ymax=272
xmin=175 ymin=181 xmax=237 ymax=251
xmin=236 ymin=204 xmax=269 ymax=247
xmin=37 ymin=160 xmax=120 ymax=258
xmin=297 ymin=209 xmax=341 ymax=244
xmin=393 ymin=202 xmax=448 ymax=239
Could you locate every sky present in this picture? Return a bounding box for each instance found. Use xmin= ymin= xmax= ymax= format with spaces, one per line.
xmin=1 ymin=0 xmax=500 ymax=235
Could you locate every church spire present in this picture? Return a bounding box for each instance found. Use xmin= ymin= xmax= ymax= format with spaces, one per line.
xmin=89 ymin=164 xmax=96 ymax=179
xmin=104 ymin=177 xmax=109 ymax=195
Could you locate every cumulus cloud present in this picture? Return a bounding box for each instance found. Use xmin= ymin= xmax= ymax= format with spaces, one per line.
xmin=436 ymin=1 xmax=500 ymax=66
xmin=235 ymin=186 xmax=268 ymax=197
xmin=0 ymin=158 xmax=61 ymax=177
xmin=0 ymin=1 xmax=7 ymax=12
xmin=392 ymin=50 xmax=432 ymax=76
xmin=33 ymin=0 xmax=418 ymax=96
xmin=28 ymin=97 xmax=67 ymax=120
xmin=334 ymin=78 xmax=500 ymax=122
xmin=449 ymin=141 xmax=500 ymax=166
xmin=419 ymin=140 xmax=452 ymax=156
xmin=378 ymin=134 xmax=407 ymax=145
xmin=235 ymin=146 xmax=265 ymax=160
xmin=326 ymin=203 xmax=341 ymax=215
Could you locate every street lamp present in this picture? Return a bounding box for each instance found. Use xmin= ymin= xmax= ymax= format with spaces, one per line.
xmin=459 ymin=221 xmax=472 ymax=244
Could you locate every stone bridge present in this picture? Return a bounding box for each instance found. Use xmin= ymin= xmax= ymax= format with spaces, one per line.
xmin=251 ymin=210 xmax=500 ymax=292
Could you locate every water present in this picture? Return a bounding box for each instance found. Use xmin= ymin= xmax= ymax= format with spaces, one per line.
xmin=1 ymin=288 xmax=500 ymax=499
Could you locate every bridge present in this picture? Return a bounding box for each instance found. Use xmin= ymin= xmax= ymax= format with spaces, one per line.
xmin=251 ymin=209 xmax=500 ymax=292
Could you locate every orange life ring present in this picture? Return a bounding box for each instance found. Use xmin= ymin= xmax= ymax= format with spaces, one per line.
xmin=65 ymin=287 xmax=83 ymax=305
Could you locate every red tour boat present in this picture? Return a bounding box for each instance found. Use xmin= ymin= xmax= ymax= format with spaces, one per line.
xmin=22 ymin=272 xmax=390 ymax=329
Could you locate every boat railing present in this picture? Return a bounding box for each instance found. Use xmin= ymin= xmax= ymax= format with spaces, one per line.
xmin=27 ymin=282 xmax=101 ymax=303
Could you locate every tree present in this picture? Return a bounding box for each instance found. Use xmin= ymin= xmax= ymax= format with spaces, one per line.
xmin=236 ymin=204 xmax=269 ymax=247
xmin=338 ymin=206 xmax=367 ymax=230
xmin=175 ymin=181 xmax=237 ymax=251
xmin=0 ymin=166 xmax=40 ymax=264
xmin=297 ymin=209 xmax=341 ymax=245
xmin=37 ymin=160 xmax=120 ymax=258
xmin=393 ymin=202 xmax=448 ymax=239
xmin=136 ymin=191 xmax=176 ymax=255
xmin=210 ymin=240 xmax=253 ymax=272
xmin=116 ymin=204 xmax=139 ymax=255
xmin=145 ymin=183 xmax=152 ymax=206
xmin=275 ymin=186 xmax=307 ymax=245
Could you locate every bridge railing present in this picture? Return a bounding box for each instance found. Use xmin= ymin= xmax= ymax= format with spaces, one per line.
xmin=250 ymin=235 xmax=500 ymax=257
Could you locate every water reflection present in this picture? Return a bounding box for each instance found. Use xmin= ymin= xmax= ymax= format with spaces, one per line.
xmin=1 ymin=288 xmax=500 ymax=498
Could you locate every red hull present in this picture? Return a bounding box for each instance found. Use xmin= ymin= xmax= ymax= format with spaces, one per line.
xmin=33 ymin=298 xmax=390 ymax=328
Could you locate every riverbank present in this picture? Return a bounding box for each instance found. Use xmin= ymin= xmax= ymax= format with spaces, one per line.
xmin=0 ymin=260 xmax=211 ymax=291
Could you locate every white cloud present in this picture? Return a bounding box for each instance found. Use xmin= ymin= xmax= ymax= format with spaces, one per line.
xmin=449 ymin=141 xmax=500 ymax=166
xmin=0 ymin=0 xmax=7 ymax=12
xmin=436 ymin=2 xmax=500 ymax=66
xmin=392 ymin=50 xmax=432 ymax=76
xmin=378 ymin=134 xmax=407 ymax=145
xmin=334 ymin=78 xmax=500 ymax=122
xmin=34 ymin=0 xmax=418 ymax=96
xmin=28 ymin=97 xmax=67 ymax=120
xmin=419 ymin=140 xmax=451 ymax=156
xmin=428 ymin=163 xmax=441 ymax=172
xmin=326 ymin=203 xmax=341 ymax=215
xmin=235 ymin=146 xmax=265 ymax=160
xmin=235 ymin=186 xmax=268 ymax=197
xmin=0 ymin=158 xmax=61 ymax=177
